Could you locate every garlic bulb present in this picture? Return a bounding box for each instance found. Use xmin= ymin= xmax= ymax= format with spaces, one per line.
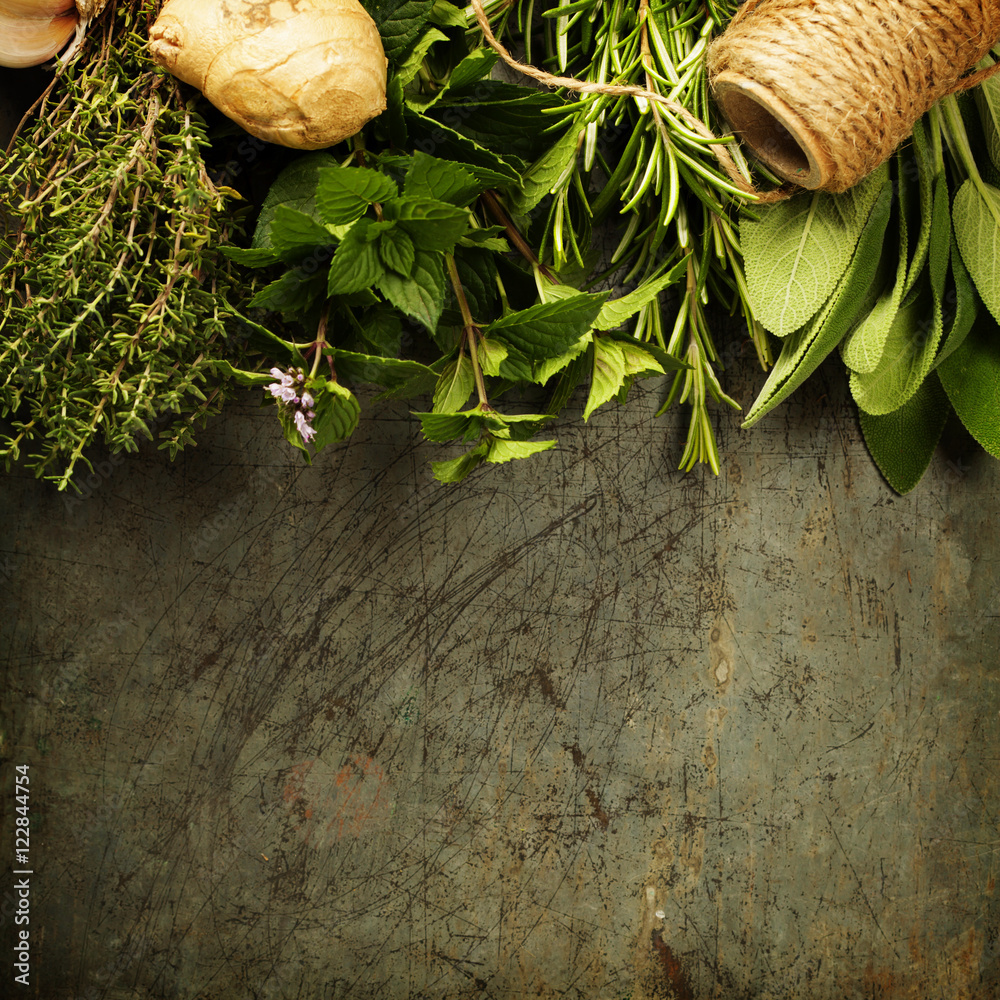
xmin=149 ymin=0 xmax=388 ymax=151
xmin=0 ymin=0 xmax=110 ymax=69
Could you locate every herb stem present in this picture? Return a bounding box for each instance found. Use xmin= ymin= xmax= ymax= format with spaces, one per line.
xmin=445 ymin=253 xmax=490 ymax=409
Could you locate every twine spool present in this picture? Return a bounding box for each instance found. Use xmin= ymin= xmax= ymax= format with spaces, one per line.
xmin=707 ymin=0 xmax=1000 ymax=191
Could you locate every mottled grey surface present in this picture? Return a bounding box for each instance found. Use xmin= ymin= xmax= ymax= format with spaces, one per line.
xmin=1 ymin=352 xmax=998 ymax=1000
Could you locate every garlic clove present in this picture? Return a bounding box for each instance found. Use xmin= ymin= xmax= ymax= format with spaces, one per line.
xmin=0 ymin=7 xmax=78 ymax=69
xmin=150 ymin=0 xmax=388 ymax=151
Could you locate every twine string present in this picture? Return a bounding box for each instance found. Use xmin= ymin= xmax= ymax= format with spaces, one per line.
xmin=467 ymin=0 xmax=790 ymax=202
xmin=707 ymin=0 xmax=1000 ymax=191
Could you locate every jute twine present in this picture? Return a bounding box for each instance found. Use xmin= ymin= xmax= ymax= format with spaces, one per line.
xmin=707 ymin=0 xmax=1000 ymax=191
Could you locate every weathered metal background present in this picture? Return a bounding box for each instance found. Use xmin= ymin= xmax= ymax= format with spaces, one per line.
xmin=1 ymin=349 xmax=998 ymax=999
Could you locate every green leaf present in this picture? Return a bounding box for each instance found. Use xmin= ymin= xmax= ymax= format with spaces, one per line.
xmin=432 ymin=356 xmax=475 ymax=412
xmin=594 ymin=256 xmax=689 ymax=330
xmin=404 ymin=111 xmax=522 ymax=188
xmin=404 ymin=152 xmax=482 ymax=206
xmin=396 ymin=26 xmax=449 ymax=87
xmin=331 ymin=348 xmax=438 ymax=395
xmin=508 ymin=125 xmax=582 ymax=215
xmin=840 ymin=157 xmax=910 ymax=374
xmin=378 ymin=226 xmax=416 ymax=275
xmin=311 ymin=379 xmax=361 ymax=449
xmin=486 ymin=438 xmax=557 ymax=464
xmin=252 ymin=152 xmax=339 ymax=250
xmin=850 ymin=175 xmax=951 ymax=416
xmin=741 ymin=166 xmax=887 ymax=336
xmin=327 ymin=219 xmax=384 ymax=295
xmin=477 ymin=337 xmax=508 ymax=377
xmin=376 ymin=250 xmax=446 ymax=332
xmin=376 ymin=0 xmax=433 ymax=60
xmin=414 ymin=409 xmax=484 ymax=442
xmin=269 ymin=206 xmax=340 ymax=262
xmin=742 ymin=179 xmax=893 ymax=427
xmin=932 ymin=232 xmax=979 ymax=369
xmin=859 ymin=372 xmax=951 ymax=494
xmin=953 ymin=178 xmax=1000 ymax=324
xmin=431 ymin=441 xmax=489 ymax=482
xmin=532 ymin=333 xmax=591 ymax=386
xmin=250 ymin=267 xmax=329 ymax=319
xmin=938 ymin=310 xmax=1000 ymax=457
xmin=384 ymin=196 xmax=470 ymax=251
xmin=316 ymin=166 xmax=398 ymax=226
xmin=219 ymin=246 xmax=279 ymax=268
xmin=975 ymin=69 xmax=1000 ymax=172
xmin=214 ymin=360 xmax=276 ymax=387
xmin=484 ymin=291 xmax=610 ymax=361
xmin=446 ymin=47 xmax=498 ymax=90
xmin=584 ymin=338 xmax=626 ymax=421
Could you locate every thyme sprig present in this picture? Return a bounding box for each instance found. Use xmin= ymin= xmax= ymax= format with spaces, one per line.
xmin=0 ymin=1 xmax=255 ymax=490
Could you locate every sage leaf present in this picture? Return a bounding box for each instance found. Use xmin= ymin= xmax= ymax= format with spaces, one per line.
xmin=975 ymin=71 xmax=1000 ymax=172
xmin=931 ymin=232 xmax=979 ymax=370
xmin=902 ymin=117 xmax=935 ymax=296
xmin=376 ymin=250 xmax=445 ymax=332
xmin=841 ymin=153 xmax=910 ymax=374
xmin=851 ymin=175 xmax=951 ymax=415
xmin=859 ymin=372 xmax=951 ymax=494
xmin=938 ymin=311 xmax=1000 ymax=458
xmin=432 ymin=356 xmax=475 ymax=413
xmin=953 ymin=178 xmax=1000 ymax=324
xmin=742 ymin=179 xmax=893 ymax=427
xmin=741 ymin=166 xmax=887 ymax=337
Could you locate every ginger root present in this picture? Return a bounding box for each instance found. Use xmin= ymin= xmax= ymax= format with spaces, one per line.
xmin=149 ymin=0 xmax=388 ymax=151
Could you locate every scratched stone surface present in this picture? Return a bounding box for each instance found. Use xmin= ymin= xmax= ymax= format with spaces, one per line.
xmin=1 ymin=347 xmax=999 ymax=1000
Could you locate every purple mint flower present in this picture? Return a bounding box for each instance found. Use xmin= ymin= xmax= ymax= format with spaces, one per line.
xmin=294 ymin=409 xmax=316 ymax=444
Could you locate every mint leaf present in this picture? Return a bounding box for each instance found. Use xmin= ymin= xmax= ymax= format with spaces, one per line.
xmin=405 ymin=152 xmax=481 ymax=206
xmin=508 ymin=124 xmax=581 ymax=215
xmin=396 ymin=26 xmax=449 ymax=87
xmin=269 ymin=206 xmax=339 ymax=262
xmin=584 ymin=338 xmax=626 ymax=421
xmin=311 ymin=380 xmax=361 ymax=449
xmin=404 ymin=111 xmax=522 ymax=187
xmin=484 ymin=291 xmax=610 ymax=361
xmin=486 ymin=438 xmax=556 ymax=464
xmin=316 ymin=166 xmax=398 ymax=226
xmin=252 ymin=152 xmax=339 ymax=249
xmin=414 ymin=410 xmax=484 ymax=442
xmin=594 ymin=256 xmax=689 ymax=330
xmin=331 ymin=348 xmax=439 ymax=397
xmin=431 ymin=442 xmax=489 ymax=482
xmin=327 ymin=219 xmax=384 ymax=295
xmin=377 ymin=250 xmax=446 ymax=332
xmin=477 ymin=337 xmax=508 ymax=377
xmin=378 ymin=226 xmax=416 ymax=275
xmin=376 ymin=0 xmax=433 ymax=60
xmin=432 ymin=356 xmax=475 ymax=412
xmin=384 ymin=196 xmax=470 ymax=251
